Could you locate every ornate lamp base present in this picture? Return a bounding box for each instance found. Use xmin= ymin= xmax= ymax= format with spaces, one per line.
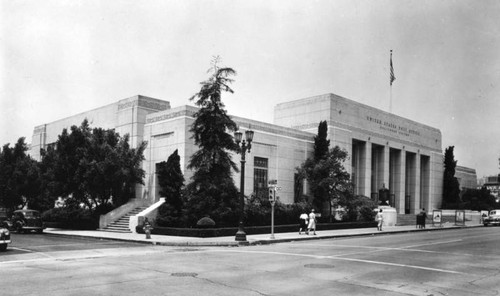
xmin=235 ymin=222 xmax=247 ymax=241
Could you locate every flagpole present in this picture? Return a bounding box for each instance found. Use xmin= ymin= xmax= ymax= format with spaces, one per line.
xmin=390 ymin=83 xmax=392 ymax=113
xmin=389 ymin=50 xmax=395 ymax=113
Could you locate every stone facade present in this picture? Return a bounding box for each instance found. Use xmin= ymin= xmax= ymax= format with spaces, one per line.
xmin=29 ymin=92 xmax=444 ymax=214
xmin=455 ymin=166 xmax=477 ymax=190
xmin=275 ymin=94 xmax=444 ymax=213
xmin=30 ymin=95 xmax=169 ymax=160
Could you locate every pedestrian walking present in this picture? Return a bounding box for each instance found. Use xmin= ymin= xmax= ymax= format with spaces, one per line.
xmin=307 ymin=209 xmax=317 ymax=235
xmin=420 ymin=208 xmax=427 ymax=229
xmin=376 ymin=209 xmax=384 ymax=231
xmin=299 ymin=212 xmax=308 ymax=234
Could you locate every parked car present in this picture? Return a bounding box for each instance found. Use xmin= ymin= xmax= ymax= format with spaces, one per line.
xmin=0 ymin=222 xmax=11 ymax=251
xmin=483 ymin=210 xmax=500 ymax=226
xmin=10 ymin=209 xmax=45 ymax=233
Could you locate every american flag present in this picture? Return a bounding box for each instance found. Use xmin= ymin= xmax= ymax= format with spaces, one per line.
xmin=390 ymin=50 xmax=396 ymax=86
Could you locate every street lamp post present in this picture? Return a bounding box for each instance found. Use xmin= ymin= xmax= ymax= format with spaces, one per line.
xmin=234 ymin=129 xmax=254 ymax=242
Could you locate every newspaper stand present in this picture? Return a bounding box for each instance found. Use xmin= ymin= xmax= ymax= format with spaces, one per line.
xmin=432 ymin=210 xmax=442 ymax=227
xmin=455 ymin=210 xmax=466 ymax=226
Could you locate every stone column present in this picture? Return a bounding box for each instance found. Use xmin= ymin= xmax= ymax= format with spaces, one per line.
xmin=360 ymin=141 xmax=372 ymax=197
xmin=411 ymin=153 xmax=421 ymax=214
xmin=395 ymin=150 xmax=406 ymax=214
xmin=382 ymin=145 xmax=390 ymax=189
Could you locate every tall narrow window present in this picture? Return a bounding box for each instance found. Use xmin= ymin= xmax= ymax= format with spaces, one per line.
xmin=294 ymin=173 xmax=303 ymax=203
xmin=253 ymin=157 xmax=268 ymax=199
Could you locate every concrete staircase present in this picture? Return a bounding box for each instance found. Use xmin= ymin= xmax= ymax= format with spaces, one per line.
xmin=100 ymin=206 xmax=149 ymax=233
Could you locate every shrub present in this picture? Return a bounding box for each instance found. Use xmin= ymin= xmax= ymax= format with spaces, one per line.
xmin=156 ymin=203 xmax=183 ymax=227
xmin=196 ymin=216 xmax=216 ymax=228
xmin=244 ymin=199 xmax=310 ymax=226
xmin=359 ymin=205 xmax=377 ymax=222
xmin=341 ymin=195 xmax=377 ymax=222
xmin=94 ymin=202 xmax=115 ymax=216
xmin=42 ymin=207 xmax=98 ymax=230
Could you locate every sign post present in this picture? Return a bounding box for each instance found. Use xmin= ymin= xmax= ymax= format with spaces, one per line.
xmin=268 ymin=186 xmax=276 ymax=239
xmin=268 ymin=181 xmax=280 ymax=240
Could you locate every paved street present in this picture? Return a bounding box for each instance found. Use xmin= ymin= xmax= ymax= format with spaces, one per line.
xmin=1 ymin=227 xmax=500 ymax=295
xmin=2 ymin=233 xmax=146 ymax=260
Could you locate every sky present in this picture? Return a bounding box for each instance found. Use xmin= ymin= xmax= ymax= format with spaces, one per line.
xmin=1 ymin=0 xmax=500 ymax=178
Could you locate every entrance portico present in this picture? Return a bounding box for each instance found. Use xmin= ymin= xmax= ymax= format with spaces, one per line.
xmin=274 ymin=93 xmax=443 ymax=214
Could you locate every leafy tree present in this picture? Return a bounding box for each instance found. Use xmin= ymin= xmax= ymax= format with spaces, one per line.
xmin=0 ymin=138 xmax=41 ymax=211
xmin=314 ymin=120 xmax=330 ymax=161
xmin=40 ymin=120 xmax=147 ymax=212
xmin=157 ymin=149 xmax=185 ymax=226
xmin=461 ymin=187 xmax=497 ymax=211
xmin=183 ymin=58 xmax=240 ymax=225
xmin=298 ymin=142 xmax=352 ymax=220
xmin=297 ymin=121 xmax=353 ymax=220
xmin=442 ymin=146 xmax=460 ymax=207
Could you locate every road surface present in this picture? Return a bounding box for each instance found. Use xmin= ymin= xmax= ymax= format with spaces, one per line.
xmin=1 ymin=227 xmax=499 ymax=295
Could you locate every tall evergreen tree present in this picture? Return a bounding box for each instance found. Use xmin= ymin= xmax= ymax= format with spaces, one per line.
xmin=314 ymin=121 xmax=330 ymax=161
xmin=443 ymin=146 xmax=460 ymax=207
xmin=184 ymin=58 xmax=240 ymax=225
xmin=157 ymin=149 xmax=185 ymax=226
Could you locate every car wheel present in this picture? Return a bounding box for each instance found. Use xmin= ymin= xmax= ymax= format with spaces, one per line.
xmin=0 ymin=244 xmax=7 ymax=251
xmin=36 ymin=229 xmax=43 ymax=234
xmin=16 ymin=224 xmax=24 ymax=234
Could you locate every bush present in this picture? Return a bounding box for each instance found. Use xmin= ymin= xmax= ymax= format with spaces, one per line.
xmin=156 ymin=203 xmax=183 ymax=227
xmin=359 ymin=205 xmax=377 ymax=222
xmin=156 ymin=194 xmax=376 ymax=228
xmin=341 ymin=195 xmax=377 ymax=222
xmin=136 ymin=221 xmax=378 ymax=237
xmin=196 ymin=216 xmax=216 ymax=228
xmin=42 ymin=207 xmax=98 ymax=230
xmin=244 ymin=199 xmax=310 ymax=226
xmin=94 ymin=203 xmax=115 ymax=216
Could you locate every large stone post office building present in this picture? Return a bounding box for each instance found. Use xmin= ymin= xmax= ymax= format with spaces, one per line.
xmin=30 ymin=93 xmax=444 ymax=214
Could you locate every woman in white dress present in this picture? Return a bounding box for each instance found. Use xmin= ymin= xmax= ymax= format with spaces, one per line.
xmin=376 ymin=209 xmax=384 ymax=231
xmin=307 ymin=209 xmax=317 ymax=235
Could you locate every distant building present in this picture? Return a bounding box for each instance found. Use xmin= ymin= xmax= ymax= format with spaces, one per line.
xmin=480 ymin=175 xmax=500 ymax=201
xmin=30 ymin=93 xmax=444 ymax=214
xmin=455 ymin=166 xmax=478 ymax=190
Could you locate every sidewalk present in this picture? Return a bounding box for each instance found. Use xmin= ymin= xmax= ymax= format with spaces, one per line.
xmin=44 ymin=221 xmax=483 ymax=247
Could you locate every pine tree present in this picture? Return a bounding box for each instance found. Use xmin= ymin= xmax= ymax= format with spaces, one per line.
xmin=157 ymin=149 xmax=185 ymax=226
xmin=184 ymin=58 xmax=240 ymax=225
xmin=443 ymin=146 xmax=460 ymax=207
xmin=314 ymin=121 xmax=330 ymax=161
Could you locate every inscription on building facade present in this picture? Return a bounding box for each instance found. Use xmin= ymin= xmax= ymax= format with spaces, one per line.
xmin=366 ymin=116 xmax=420 ymax=137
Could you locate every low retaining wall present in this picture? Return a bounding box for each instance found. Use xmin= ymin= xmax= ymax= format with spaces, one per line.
xmin=136 ymin=221 xmax=378 ymax=238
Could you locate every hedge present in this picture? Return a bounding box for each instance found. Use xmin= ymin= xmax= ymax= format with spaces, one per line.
xmin=136 ymin=221 xmax=377 ymax=238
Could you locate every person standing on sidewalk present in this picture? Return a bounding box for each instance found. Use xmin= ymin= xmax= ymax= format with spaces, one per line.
xmin=307 ymin=209 xmax=317 ymax=235
xmin=299 ymin=212 xmax=309 ymax=234
xmin=376 ymin=209 xmax=384 ymax=231
xmin=420 ymin=208 xmax=428 ymax=229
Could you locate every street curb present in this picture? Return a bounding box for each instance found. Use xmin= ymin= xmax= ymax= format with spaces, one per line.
xmin=43 ymin=232 xmax=247 ymax=247
xmin=247 ymin=224 xmax=484 ymax=245
xmin=44 ymin=224 xmax=483 ymax=247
